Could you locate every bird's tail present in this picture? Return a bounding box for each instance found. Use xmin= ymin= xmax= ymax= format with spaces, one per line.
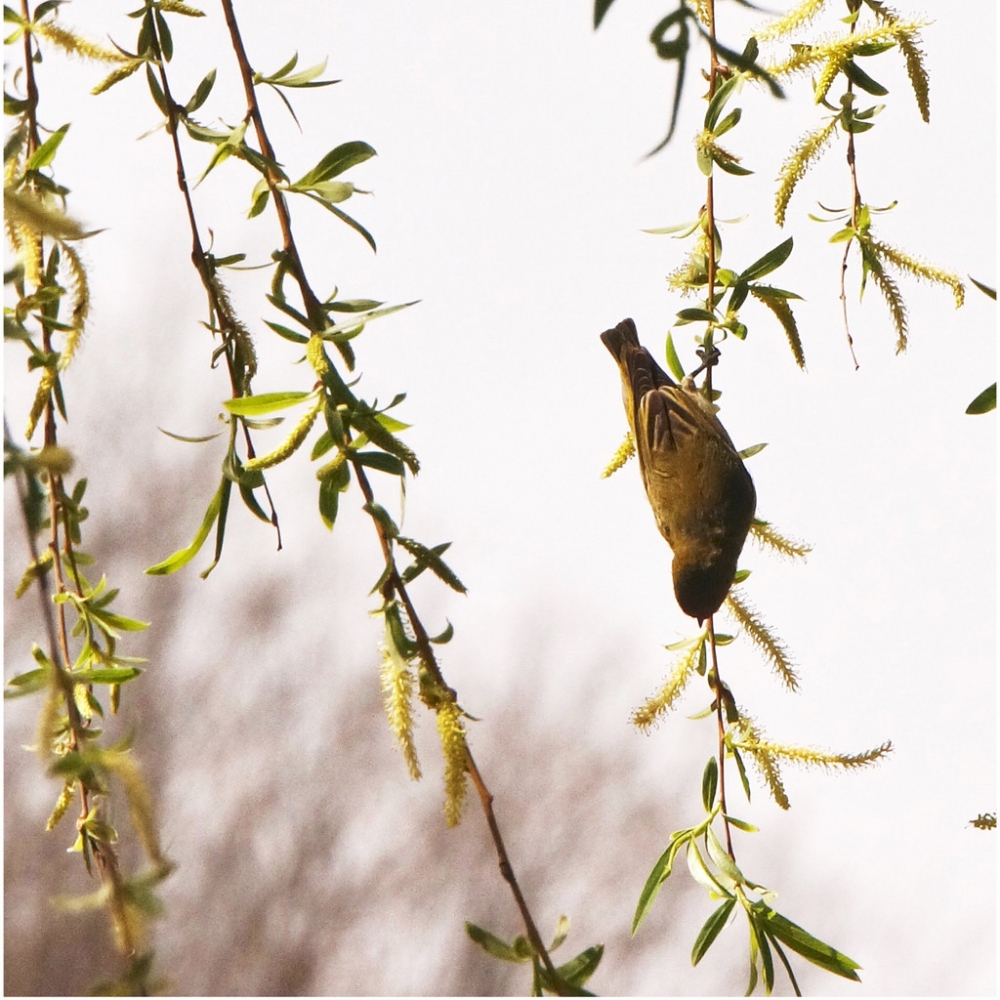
xmin=599 ymin=318 xmax=675 ymax=404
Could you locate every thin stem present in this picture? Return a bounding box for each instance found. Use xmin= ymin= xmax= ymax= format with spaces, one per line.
xmin=703 ymin=0 xmax=719 ymax=397
xmin=351 ymin=460 xmax=560 ymax=981
xmin=17 ymin=0 xmax=89 ymax=801
xmin=838 ymin=240 xmax=859 ymax=370
xmin=213 ymin=1 xmax=557 ymax=972
xmin=219 ymin=0 xmax=324 ymax=330
xmin=465 ymin=750 xmax=563 ymax=988
xmin=149 ymin=11 xmax=282 ymax=545
xmin=840 ymin=8 xmax=862 ymax=369
xmin=707 ymin=617 xmax=734 ymax=858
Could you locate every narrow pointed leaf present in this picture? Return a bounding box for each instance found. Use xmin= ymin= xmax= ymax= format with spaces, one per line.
xmin=692 ymin=898 xmax=736 ymax=965
xmin=145 ymin=482 xmax=224 ymax=574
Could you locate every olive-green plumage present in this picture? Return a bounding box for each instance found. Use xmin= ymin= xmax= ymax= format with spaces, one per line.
xmin=600 ymin=318 xmax=756 ymax=621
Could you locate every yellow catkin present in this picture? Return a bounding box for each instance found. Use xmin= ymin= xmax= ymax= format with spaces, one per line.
xmin=314 ymin=450 xmax=347 ymax=481
xmin=380 ymin=642 xmax=421 ymax=780
xmin=867 ymin=266 xmax=908 ymax=354
xmin=748 ymin=519 xmax=811 ymax=560
xmin=92 ymin=59 xmax=144 ymax=96
xmin=867 ymin=238 xmax=964 ymax=308
xmin=31 ymin=21 xmax=127 ymax=63
xmin=59 ymin=241 xmax=90 ymax=370
xmin=159 ymin=0 xmax=206 ymax=15
xmin=732 ymin=716 xmax=790 ymax=810
xmin=632 ymin=634 xmax=705 ymax=730
xmin=774 ymin=118 xmax=839 ymax=226
xmin=436 ymin=701 xmax=468 ymax=828
xmin=306 ymin=334 xmax=330 ymax=377
xmin=753 ymin=0 xmax=828 ymax=42
xmin=724 ymin=588 xmax=799 ymax=691
xmin=101 ymin=748 xmax=167 ymax=868
xmin=766 ymin=20 xmax=930 ymax=79
xmin=46 ymin=780 xmax=76 ymax=831
xmin=25 ymin=368 xmax=56 ymax=441
xmin=242 ymin=395 xmax=322 ymax=472
xmin=601 ymin=432 xmax=635 ymax=479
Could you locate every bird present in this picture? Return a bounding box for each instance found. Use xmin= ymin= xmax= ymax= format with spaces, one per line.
xmin=600 ymin=318 xmax=756 ymax=621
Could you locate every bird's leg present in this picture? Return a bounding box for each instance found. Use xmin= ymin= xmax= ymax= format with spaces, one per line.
xmin=689 ymin=343 xmax=721 ymax=382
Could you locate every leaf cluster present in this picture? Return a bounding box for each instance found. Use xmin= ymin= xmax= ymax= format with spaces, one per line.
xmin=466 ymin=915 xmax=603 ymax=996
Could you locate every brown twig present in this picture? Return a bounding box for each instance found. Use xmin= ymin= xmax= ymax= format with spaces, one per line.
xmin=839 ymin=11 xmax=862 ymax=370
xmin=706 ymin=617 xmax=734 ymax=857
xmin=13 ymin=5 xmax=145 ymax=973
xmin=703 ymin=0 xmax=720 ymax=398
xmin=149 ymin=12 xmax=282 ymax=546
xmin=215 ymin=0 xmax=559 ymax=978
xmin=465 ymin=749 xmax=562 ymax=986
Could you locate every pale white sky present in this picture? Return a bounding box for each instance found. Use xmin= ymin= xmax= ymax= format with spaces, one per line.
xmin=5 ymin=1 xmax=995 ymax=994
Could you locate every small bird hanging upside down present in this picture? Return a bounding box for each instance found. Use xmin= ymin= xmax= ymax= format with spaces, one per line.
xmin=600 ymin=318 xmax=756 ymax=622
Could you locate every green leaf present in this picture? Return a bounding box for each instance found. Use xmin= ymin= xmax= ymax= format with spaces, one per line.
xmin=248 ymin=180 xmax=270 ymax=218
xmin=4 ymin=667 xmax=47 ymax=697
xmin=676 ymin=307 xmax=718 ymax=323
xmin=749 ymin=911 xmax=775 ymax=994
xmin=696 ymin=143 xmax=714 ymax=176
xmin=400 ymin=541 xmax=452 ymax=585
xmin=852 ymin=41 xmax=895 ymax=57
xmin=753 ymin=903 xmax=861 ymax=981
xmin=353 ymin=451 xmax=405 ymax=476
xmin=145 ymin=481 xmax=224 ymax=575
xmin=363 ymin=501 xmax=399 ymax=539
xmin=701 ymin=757 xmax=718 ymax=812
xmin=223 ymin=390 xmax=312 ymax=417
xmin=632 ymin=832 xmax=688 ymax=935
xmin=185 ymin=68 xmax=216 ymax=113
xmin=375 ymin=412 xmax=411 ymax=433
xmin=70 ymin=667 xmax=142 ymax=685
xmin=685 ymin=840 xmax=730 ymax=895
xmin=239 ymin=483 xmax=271 ymax=523
xmin=748 ymin=284 xmax=802 ymax=301
xmin=259 ymin=55 xmax=339 ymax=88
xmin=738 ymin=442 xmax=766 ymax=459
xmin=465 ymin=922 xmax=525 ymax=963
xmin=715 ymin=157 xmax=753 ymax=177
xmin=704 ymin=74 xmax=741 ymax=132
xmin=396 ymin=536 xmax=466 ymax=593
xmin=327 ymin=297 xmax=384 ymax=312
xmin=154 ymin=7 xmax=172 ymax=61
xmin=714 ymin=108 xmax=742 ymax=138
xmin=593 ymin=0 xmax=617 ymax=29
xmin=842 ymin=114 xmax=875 ymax=134
xmin=554 ymin=944 xmax=603 ymax=989
xmin=842 ymin=58 xmax=888 ymax=96
xmin=263 ymin=319 xmax=309 ymax=344
xmin=296 ymin=140 xmax=376 ymax=187
xmin=428 ymin=620 xmax=454 ymax=645
xmin=732 ymin=747 xmax=752 ymax=802
xmin=90 ymin=609 xmax=149 ymax=633
xmin=739 ymin=237 xmax=793 ymax=283
xmin=966 ymin=383 xmax=996 ymax=415
xmin=318 ymin=471 xmax=340 ymax=530
xmin=664 ymin=332 xmax=685 ymax=380
xmin=158 ymin=427 xmax=223 ymax=444
xmin=26 ymin=123 xmax=69 ymax=170
xmin=969 ymin=276 xmax=996 ymax=300
xmin=723 ymin=814 xmax=757 ymax=832
xmin=302 ymin=194 xmax=377 ymax=252
xmin=705 ymin=824 xmax=743 ymax=884
xmin=319 ymin=301 xmax=418 ymax=342
xmin=691 ymin=898 xmax=736 ymax=965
